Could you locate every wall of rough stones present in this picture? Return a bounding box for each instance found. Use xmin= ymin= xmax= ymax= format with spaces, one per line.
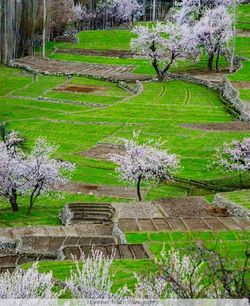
xmin=214 ymin=194 xmax=250 ymax=220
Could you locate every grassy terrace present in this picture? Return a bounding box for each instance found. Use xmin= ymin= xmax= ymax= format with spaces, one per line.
xmin=0 ymin=4 xmax=249 ymax=295
xmin=23 ymin=230 xmax=249 ymax=292
xmin=1 ymin=65 xmax=250 ymax=224
xmin=219 ymin=190 xmax=250 ymax=210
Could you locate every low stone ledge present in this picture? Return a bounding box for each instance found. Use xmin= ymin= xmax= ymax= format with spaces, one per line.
xmin=214 ymin=194 xmax=250 ymax=220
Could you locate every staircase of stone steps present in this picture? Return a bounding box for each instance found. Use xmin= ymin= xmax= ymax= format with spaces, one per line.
xmin=60 ymin=203 xmax=116 ymax=226
xmin=60 ymin=244 xmax=150 ymax=260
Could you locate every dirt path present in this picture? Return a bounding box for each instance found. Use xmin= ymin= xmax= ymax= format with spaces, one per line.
xmin=182 ymin=121 xmax=250 ymax=131
xmin=55 ymin=182 xmax=147 ymax=199
xmin=54 ymin=48 xmax=139 ymax=59
xmin=237 ymin=30 xmax=250 ymax=38
xmin=231 ymin=81 xmax=250 ymax=89
xmin=10 ymin=56 xmax=153 ymax=82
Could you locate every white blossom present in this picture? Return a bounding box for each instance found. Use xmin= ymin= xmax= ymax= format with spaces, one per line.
xmin=25 ymin=137 xmax=75 ymax=214
xmin=66 ymin=249 xmax=127 ymax=302
xmin=131 ymin=22 xmax=199 ymax=80
xmin=216 ymin=138 xmax=250 ymax=172
xmin=0 ymin=263 xmax=60 ymax=299
xmin=193 ymin=5 xmax=233 ymax=71
xmin=109 ymin=132 xmax=179 ymax=201
xmin=174 ymin=0 xmax=233 ymax=24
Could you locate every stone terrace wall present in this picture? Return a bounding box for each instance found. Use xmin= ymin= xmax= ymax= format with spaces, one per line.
xmin=214 ymin=194 xmax=250 ymax=220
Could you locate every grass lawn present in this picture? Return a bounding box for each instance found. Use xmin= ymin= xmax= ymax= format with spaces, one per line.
xmin=236 ymin=4 xmax=250 ymax=30
xmin=23 ymin=259 xmax=158 ymax=293
xmin=219 ymin=189 xmax=250 ymax=211
xmin=1 ymin=64 xmax=250 ymax=226
xmin=126 ymin=231 xmax=250 ymax=265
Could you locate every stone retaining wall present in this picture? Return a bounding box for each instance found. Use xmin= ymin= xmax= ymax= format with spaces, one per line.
xmin=214 ymin=194 xmax=250 ymax=220
xmin=220 ymin=77 xmax=250 ymax=121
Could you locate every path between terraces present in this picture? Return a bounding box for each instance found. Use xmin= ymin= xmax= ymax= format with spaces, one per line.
xmin=11 ymin=56 xmax=227 ymax=84
xmin=10 ymin=56 xmax=152 ymax=82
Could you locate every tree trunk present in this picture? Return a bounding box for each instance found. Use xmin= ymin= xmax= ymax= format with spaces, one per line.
xmin=42 ymin=0 xmax=46 ymax=58
xmin=215 ymin=46 xmax=221 ymax=73
xmin=208 ymin=53 xmax=214 ymax=72
xmin=9 ymin=189 xmax=18 ymax=212
xmin=239 ymin=173 xmax=243 ymax=187
xmin=137 ymin=177 xmax=142 ymax=202
xmin=28 ymin=186 xmax=41 ymax=215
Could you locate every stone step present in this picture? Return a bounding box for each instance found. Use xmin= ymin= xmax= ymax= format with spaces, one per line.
xmin=60 ymin=203 xmax=116 ymax=225
xmin=60 ymin=244 xmax=150 ymax=260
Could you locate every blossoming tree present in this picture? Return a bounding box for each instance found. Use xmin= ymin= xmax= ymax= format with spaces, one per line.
xmin=112 ymin=0 xmax=144 ymax=24
xmin=25 ymin=137 xmax=75 ymax=214
xmin=66 ymin=249 xmax=127 ymax=301
xmin=216 ymin=138 xmax=250 ymax=185
xmin=0 ymin=127 xmax=75 ymax=213
xmin=109 ymin=132 xmax=179 ymax=201
xmin=0 ymin=263 xmax=60 ymax=299
xmin=194 ymin=6 xmax=232 ymax=71
xmin=0 ymin=127 xmax=27 ymax=212
xmin=174 ymin=0 xmax=233 ymax=24
xmin=131 ymin=22 xmax=199 ymax=81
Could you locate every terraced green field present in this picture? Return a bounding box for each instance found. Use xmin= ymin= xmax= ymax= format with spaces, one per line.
xmin=1 ymin=4 xmax=250 ymax=293
xmin=220 ymin=190 xmax=250 ymax=210
xmin=1 ymin=65 xmax=250 ymax=225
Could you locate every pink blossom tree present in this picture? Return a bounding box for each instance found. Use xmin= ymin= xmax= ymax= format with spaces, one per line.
xmin=66 ymin=249 xmax=127 ymax=301
xmin=193 ymin=6 xmax=233 ymax=71
xmin=113 ymin=0 xmax=144 ymax=24
xmin=0 ymin=127 xmax=27 ymax=212
xmin=174 ymin=0 xmax=233 ymax=24
xmin=131 ymin=22 xmax=199 ymax=81
xmin=109 ymin=132 xmax=179 ymax=201
xmin=216 ymin=138 xmax=250 ymax=186
xmin=25 ymin=137 xmax=75 ymax=214
xmin=0 ymin=263 xmax=61 ymax=299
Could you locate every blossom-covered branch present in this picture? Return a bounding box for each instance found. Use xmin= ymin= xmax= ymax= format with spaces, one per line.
xmin=109 ymin=132 xmax=179 ymax=201
xmin=131 ymin=22 xmax=199 ymax=81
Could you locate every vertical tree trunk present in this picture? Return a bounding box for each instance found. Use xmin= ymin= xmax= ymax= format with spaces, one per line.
xmin=137 ymin=177 xmax=142 ymax=202
xmin=42 ymin=0 xmax=46 ymax=58
xmin=215 ymin=46 xmax=221 ymax=73
xmin=239 ymin=173 xmax=243 ymax=187
xmin=28 ymin=185 xmax=42 ymax=215
xmin=208 ymin=53 xmax=214 ymax=72
xmin=9 ymin=189 xmax=18 ymax=212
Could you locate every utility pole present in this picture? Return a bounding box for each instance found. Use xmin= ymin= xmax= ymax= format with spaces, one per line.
xmin=42 ymin=0 xmax=46 ymax=58
xmin=152 ymin=0 xmax=156 ymax=21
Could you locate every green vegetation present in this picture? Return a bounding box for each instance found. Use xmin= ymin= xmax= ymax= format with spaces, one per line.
xmin=22 ymin=230 xmax=249 ymax=292
xmin=219 ymin=190 xmax=250 ymax=210
xmin=126 ymin=231 xmax=250 ymax=265
xmin=0 ymin=193 xmax=129 ymax=227
xmin=1 ymin=64 xmax=250 ymax=225
xmin=237 ymin=4 xmax=250 ymax=30
xmin=23 ymin=259 xmax=158 ymax=292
